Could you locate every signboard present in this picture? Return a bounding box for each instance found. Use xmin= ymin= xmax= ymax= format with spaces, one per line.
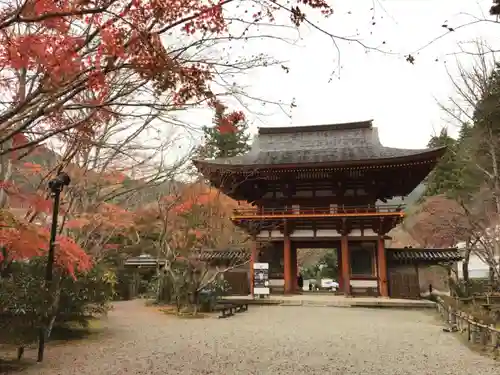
xmin=253 ymin=262 xmax=270 ymax=295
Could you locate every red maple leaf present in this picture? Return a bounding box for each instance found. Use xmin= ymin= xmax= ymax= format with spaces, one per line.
xmin=0 ymin=0 xmax=333 ymax=155
xmin=0 ymin=212 xmax=92 ymax=278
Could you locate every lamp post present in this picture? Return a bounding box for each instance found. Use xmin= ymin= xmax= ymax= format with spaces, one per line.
xmin=37 ymin=172 xmax=70 ymax=363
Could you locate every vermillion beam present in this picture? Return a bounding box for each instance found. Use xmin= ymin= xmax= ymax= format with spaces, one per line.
xmin=341 ymin=235 xmax=351 ymax=296
xmin=232 ymin=211 xmax=404 ymax=221
xmin=377 ymin=236 xmax=389 ymax=297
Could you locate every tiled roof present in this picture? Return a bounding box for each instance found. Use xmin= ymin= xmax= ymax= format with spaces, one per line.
xmin=193 ymin=121 xmax=446 ymax=167
xmin=124 ymin=249 xmax=249 ymax=267
xmin=387 ymin=248 xmax=462 ymax=263
xmin=124 ymin=254 xmax=165 ymax=267
xmin=194 ymin=249 xmax=249 ymax=262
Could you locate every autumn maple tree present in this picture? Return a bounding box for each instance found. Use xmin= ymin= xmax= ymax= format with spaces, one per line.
xmin=0 ymin=0 xmax=334 ymax=272
xmin=133 ymin=181 xmax=249 ymax=309
xmin=137 ymin=181 xmax=244 ymax=252
xmin=0 ymin=0 xmax=333 ymax=157
xmin=0 ymin=208 xmax=92 ymax=277
xmin=405 ymin=195 xmax=469 ymax=248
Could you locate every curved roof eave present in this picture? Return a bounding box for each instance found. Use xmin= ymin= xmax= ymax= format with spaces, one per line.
xmin=192 ymin=146 xmax=447 ymax=172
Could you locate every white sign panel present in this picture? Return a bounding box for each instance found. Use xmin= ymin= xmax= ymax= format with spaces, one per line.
xmin=253 ymin=262 xmax=270 ymax=295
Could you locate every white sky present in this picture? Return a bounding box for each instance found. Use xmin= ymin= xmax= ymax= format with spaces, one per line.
xmin=174 ymin=0 xmax=500 ymax=155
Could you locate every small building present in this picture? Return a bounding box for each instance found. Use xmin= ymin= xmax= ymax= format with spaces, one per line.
xmin=193 ymin=120 xmax=459 ymax=298
xmin=124 ymin=250 xmax=250 ymax=298
xmin=387 ymin=247 xmax=462 ymax=298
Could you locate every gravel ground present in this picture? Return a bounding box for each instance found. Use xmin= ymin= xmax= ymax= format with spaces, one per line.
xmin=13 ymin=300 xmax=500 ymax=375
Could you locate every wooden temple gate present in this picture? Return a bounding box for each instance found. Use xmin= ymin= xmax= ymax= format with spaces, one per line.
xmin=194 ymin=120 xmax=452 ymax=297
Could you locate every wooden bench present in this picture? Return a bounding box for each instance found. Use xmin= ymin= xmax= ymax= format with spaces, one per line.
xmin=214 ymin=304 xmax=235 ymax=318
xmin=214 ymin=301 xmax=249 ymax=319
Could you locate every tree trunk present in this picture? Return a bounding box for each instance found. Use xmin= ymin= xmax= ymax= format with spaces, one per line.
xmin=463 ymin=246 xmax=471 ymax=296
xmin=16 ymin=346 xmax=24 ymax=361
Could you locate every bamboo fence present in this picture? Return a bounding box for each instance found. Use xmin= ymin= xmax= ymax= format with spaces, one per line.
xmin=435 ymin=296 xmax=500 ymax=355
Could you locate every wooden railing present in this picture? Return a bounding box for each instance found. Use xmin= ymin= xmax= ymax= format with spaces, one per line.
xmin=435 ymin=296 xmax=500 ymax=354
xmin=232 ymin=204 xmax=404 ymax=218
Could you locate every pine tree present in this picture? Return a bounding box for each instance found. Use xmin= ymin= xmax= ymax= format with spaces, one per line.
xmin=453 ymin=122 xmax=482 ymax=199
xmin=424 ymin=128 xmax=461 ymax=197
xmin=198 ymin=104 xmax=251 ymax=159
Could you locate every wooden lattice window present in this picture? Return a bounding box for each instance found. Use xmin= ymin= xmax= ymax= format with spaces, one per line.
xmin=350 ymin=242 xmax=376 ymax=277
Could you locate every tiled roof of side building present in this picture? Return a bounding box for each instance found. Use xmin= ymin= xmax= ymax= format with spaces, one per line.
xmin=193 ymin=120 xmax=446 ymax=168
xmin=387 ymin=248 xmax=462 ymax=263
xmin=124 ymin=249 xmax=250 ymax=267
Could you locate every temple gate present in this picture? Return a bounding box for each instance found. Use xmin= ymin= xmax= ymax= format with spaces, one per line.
xmin=194 ymin=121 xmax=446 ymax=297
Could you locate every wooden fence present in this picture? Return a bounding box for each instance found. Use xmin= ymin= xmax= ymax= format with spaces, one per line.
xmin=435 ymin=296 xmax=500 ymax=355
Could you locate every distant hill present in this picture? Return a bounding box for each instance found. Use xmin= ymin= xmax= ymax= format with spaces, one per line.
xmin=8 ymin=139 xmax=183 ymax=209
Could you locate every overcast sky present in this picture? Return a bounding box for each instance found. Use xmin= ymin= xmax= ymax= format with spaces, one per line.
xmin=171 ymin=0 xmax=500 ymax=160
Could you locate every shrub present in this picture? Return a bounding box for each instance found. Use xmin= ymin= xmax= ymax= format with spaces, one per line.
xmin=0 ymin=257 xmax=116 ymax=347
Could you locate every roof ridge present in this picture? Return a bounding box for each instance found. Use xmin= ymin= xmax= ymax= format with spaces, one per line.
xmin=258 ymin=120 xmax=373 ymax=135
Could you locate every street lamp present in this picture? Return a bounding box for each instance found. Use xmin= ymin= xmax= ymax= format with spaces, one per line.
xmin=37 ymin=171 xmax=70 ymax=363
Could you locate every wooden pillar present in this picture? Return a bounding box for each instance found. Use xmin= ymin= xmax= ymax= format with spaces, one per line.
xmin=377 ymin=236 xmax=389 ymax=297
xmin=250 ymin=238 xmax=258 ymax=296
xmin=291 ymin=244 xmax=298 ymax=293
xmin=283 ymin=226 xmax=292 ymax=294
xmin=295 ymin=245 xmax=300 ymax=293
xmin=338 ymin=249 xmax=343 ymax=293
xmin=341 ymin=235 xmax=351 ymax=296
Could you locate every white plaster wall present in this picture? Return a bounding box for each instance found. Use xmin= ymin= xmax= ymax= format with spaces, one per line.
xmin=258 ymin=229 xmax=379 ymax=238
xmin=350 ymin=279 xmax=378 ymax=288
xmin=268 ymin=279 xmax=284 ymax=287
xmin=457 ymin=254 xmax=498 ymax=279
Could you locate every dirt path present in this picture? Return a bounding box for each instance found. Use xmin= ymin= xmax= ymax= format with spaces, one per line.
xmin=6 ymin=300 xmax=500 ymax=375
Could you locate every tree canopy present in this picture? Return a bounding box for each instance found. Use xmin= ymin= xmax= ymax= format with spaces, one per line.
xmin=196 ymin=103 xmax=251 ymax=159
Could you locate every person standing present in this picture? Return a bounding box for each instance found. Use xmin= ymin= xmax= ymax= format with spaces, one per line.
xmin=297 ymin=273 xmax=304 ymax=291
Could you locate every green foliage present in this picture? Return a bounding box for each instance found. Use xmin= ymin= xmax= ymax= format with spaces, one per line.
xmin=318 ymin=250 xmax=338 ymax=279
xmin=452 ymin=123 xmax=483 ymax=198
xmin=0 ymin=258 xmax=115 ymax=346
xmin=198 ymin=279 xmax=231 ymax=312
xmin=424 ymin=128 xmax=461 ymax=197
xmin=0 ymin=261 xmax=46 ymax=346
xmin=57 ymin=262 xmax=116 ymax=325
xmin=301 ymin=249 xmax=338 ymax=280
xmin=425 ymin=61 xmax=500 ymax=201
xmin=301 ymin=264 xmax=319 ymax=279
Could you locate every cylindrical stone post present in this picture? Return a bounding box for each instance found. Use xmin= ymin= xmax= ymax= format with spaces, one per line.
xmin=490 ymin=326 xmax=498 ymax=349
xmin=450 ymin=308 xmax=457 ymax=327
xmin=479 ymin=321 xmax=488 ymax=346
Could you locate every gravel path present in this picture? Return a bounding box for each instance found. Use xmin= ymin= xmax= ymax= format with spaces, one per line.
xmin=15 ymin=300 xmax=500 ymax=375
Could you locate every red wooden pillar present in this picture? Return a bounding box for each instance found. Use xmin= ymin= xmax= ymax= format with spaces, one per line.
xmin=377 ymin=236 xmax=389 ymax=297
xmin=283 ymin=230 xmax=292 ymax=294
xmin=337 ymin=248 xmax=344 ymax=292
xmin=341 ymin=235 xmax=351 ymax=296
xmin=293 ymin=245 xmax=299 ymax=293
xmin=290 ymin=244 xmax=299 ymax=293
xmin=250 ymin=238 xmax=258 ymax=296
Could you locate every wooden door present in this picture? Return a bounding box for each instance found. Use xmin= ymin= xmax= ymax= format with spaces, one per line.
xmin=389 ymin=272 xmax=420 ymax=299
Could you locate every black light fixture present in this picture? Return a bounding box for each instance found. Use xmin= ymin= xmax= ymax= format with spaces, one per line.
xmin=37 ymin=171 xmax=70 ymax=363
xmin=45 ymin=172 xmax=70 ymax=282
